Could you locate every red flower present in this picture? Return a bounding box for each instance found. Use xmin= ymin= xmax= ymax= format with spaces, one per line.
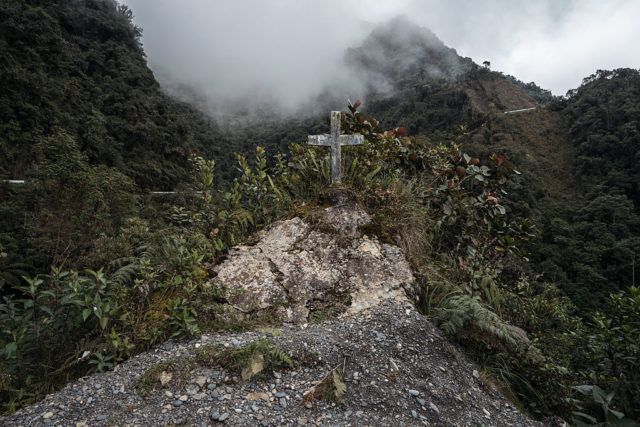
xmin=353 ymin=99 xmax=362 ymax=109
xmin=485 ymin=192 xmax=498 ymax=205
xmin=498 ymin=156 xmax=505 ymax=165
xmin=396 ymin=127 xmax=407 ymax=137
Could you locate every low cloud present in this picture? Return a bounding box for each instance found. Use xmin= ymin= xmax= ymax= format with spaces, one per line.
xmin=123 ymin=0 xmax=640 ymax=109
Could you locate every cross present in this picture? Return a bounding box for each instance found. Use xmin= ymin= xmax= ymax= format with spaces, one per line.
xmin=308 ymin=111 xmax=364 ymax=183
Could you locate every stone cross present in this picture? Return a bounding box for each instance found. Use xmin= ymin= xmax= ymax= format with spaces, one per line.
xmin=308 ymin=111 xmax=364 ymax=183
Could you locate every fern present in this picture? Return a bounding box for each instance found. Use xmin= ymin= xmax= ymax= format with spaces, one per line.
xmin=110 ymin=259 xmax=140 ymax=286
xmin=434 ymin=293 xmax=519 ymax=348
xmin=268 ymin=345 xmax=294 ymax=370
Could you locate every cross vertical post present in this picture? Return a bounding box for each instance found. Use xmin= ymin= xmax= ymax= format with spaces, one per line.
xmin=308 ymin=110 xmax=364 ymax=183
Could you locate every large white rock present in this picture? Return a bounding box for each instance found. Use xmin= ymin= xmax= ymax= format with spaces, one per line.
xmin=212 ymin=197 xmax=415 ymax=323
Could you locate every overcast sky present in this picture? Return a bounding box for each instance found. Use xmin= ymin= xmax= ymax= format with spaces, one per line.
xmin=122 ymin=0 xmax=640 ymax=108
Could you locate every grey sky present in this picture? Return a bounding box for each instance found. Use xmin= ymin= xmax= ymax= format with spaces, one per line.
xmin=122 ymin=0 xmax=640 ymax=108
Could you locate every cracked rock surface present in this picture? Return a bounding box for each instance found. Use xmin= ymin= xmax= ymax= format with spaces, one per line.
xmin=214 ymin=200 xmax=415 ymax=323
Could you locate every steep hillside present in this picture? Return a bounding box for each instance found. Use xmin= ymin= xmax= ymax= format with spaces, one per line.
xmin=0 ymin=0 xmax=231 ymax=188
xmin=462 ymin=68 xmax=640 ymax=308
xmin=462 ymin=68 xmax=538 ymax=116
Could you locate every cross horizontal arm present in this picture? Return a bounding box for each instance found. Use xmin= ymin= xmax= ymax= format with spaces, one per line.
xmin=308 ymin=134 xmax=331 ymax=146
xmin=338 ymin=134 xmax=364 ymax=146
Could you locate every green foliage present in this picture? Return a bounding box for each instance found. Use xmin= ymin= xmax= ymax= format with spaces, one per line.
xmin=0 ymin=268 xmax=122 ymax=411
xmin=0 ymin=0 xmax=231 ymax=188
xmin=188 ymin=147 xmax=290 ymax=254
xmin=574 ymin=287 xmax=640 ymax=423
xmin=434 ymin=294 xmax=518 ymax=347
xmin=502 ymin=74 xmax=554 ymax=104
xmin=166 ymin=297 xmax=200 ymax=338
xmin=572 ymin=385 xmax=636 ymax=427
xmin=534 ymin=69 xmax=640 ymax=308
xmin=24 ymin=129 xmax=135 ymax=269
xmin=194 ymin=339 xmax=293 ymax=376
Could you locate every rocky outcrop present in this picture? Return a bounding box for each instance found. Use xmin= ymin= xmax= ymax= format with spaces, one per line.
xmin=214 ymin=191 xmax=415 ymax=323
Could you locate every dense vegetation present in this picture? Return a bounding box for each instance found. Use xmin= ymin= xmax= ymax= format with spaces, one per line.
xmin=0 ymin=0 xmax=236 ymax=187
xmin=539 ymin=69 xmax=640 ymax=306
xmin=1 ymin=2 xmax=638 ymax=425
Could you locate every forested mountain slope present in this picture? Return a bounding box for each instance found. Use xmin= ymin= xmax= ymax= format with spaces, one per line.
xmin=461 ymin=68 xmax=640 ymax=307
xmin=0 ymin=0 xmax=231 ymax=188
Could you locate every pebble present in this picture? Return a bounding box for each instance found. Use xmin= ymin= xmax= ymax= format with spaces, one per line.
xmin=218 ymin=412 xmax=229 ymax=422
xmin=96 ymin=415 xmax=107 ymax=421
xmin=411 ymin=410 xmax=417 ymax=418
xmin=408 ymin=389 xmax=420 ymax=396
xmin=430 ymin=402 xmax=440 ymax=414
xmin=173 ymin=400 xmax=183 ymax=407
xmin=417 ymin=398 xmax=426 ymax=406
xmin=43 ymin=412 xmax=54 ymax=419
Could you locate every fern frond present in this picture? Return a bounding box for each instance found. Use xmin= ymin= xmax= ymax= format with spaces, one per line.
xmin=435 ymin=294 xmax=519 ymax=348
xmin=268 ymin=346 xmax=294 ymax=369
xmin=111 ymin=262 xmax=140 ymax=286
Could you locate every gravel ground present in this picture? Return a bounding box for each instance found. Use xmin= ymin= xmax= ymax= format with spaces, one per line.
xmin=1 ymin=300 xmax=546 ymax=426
